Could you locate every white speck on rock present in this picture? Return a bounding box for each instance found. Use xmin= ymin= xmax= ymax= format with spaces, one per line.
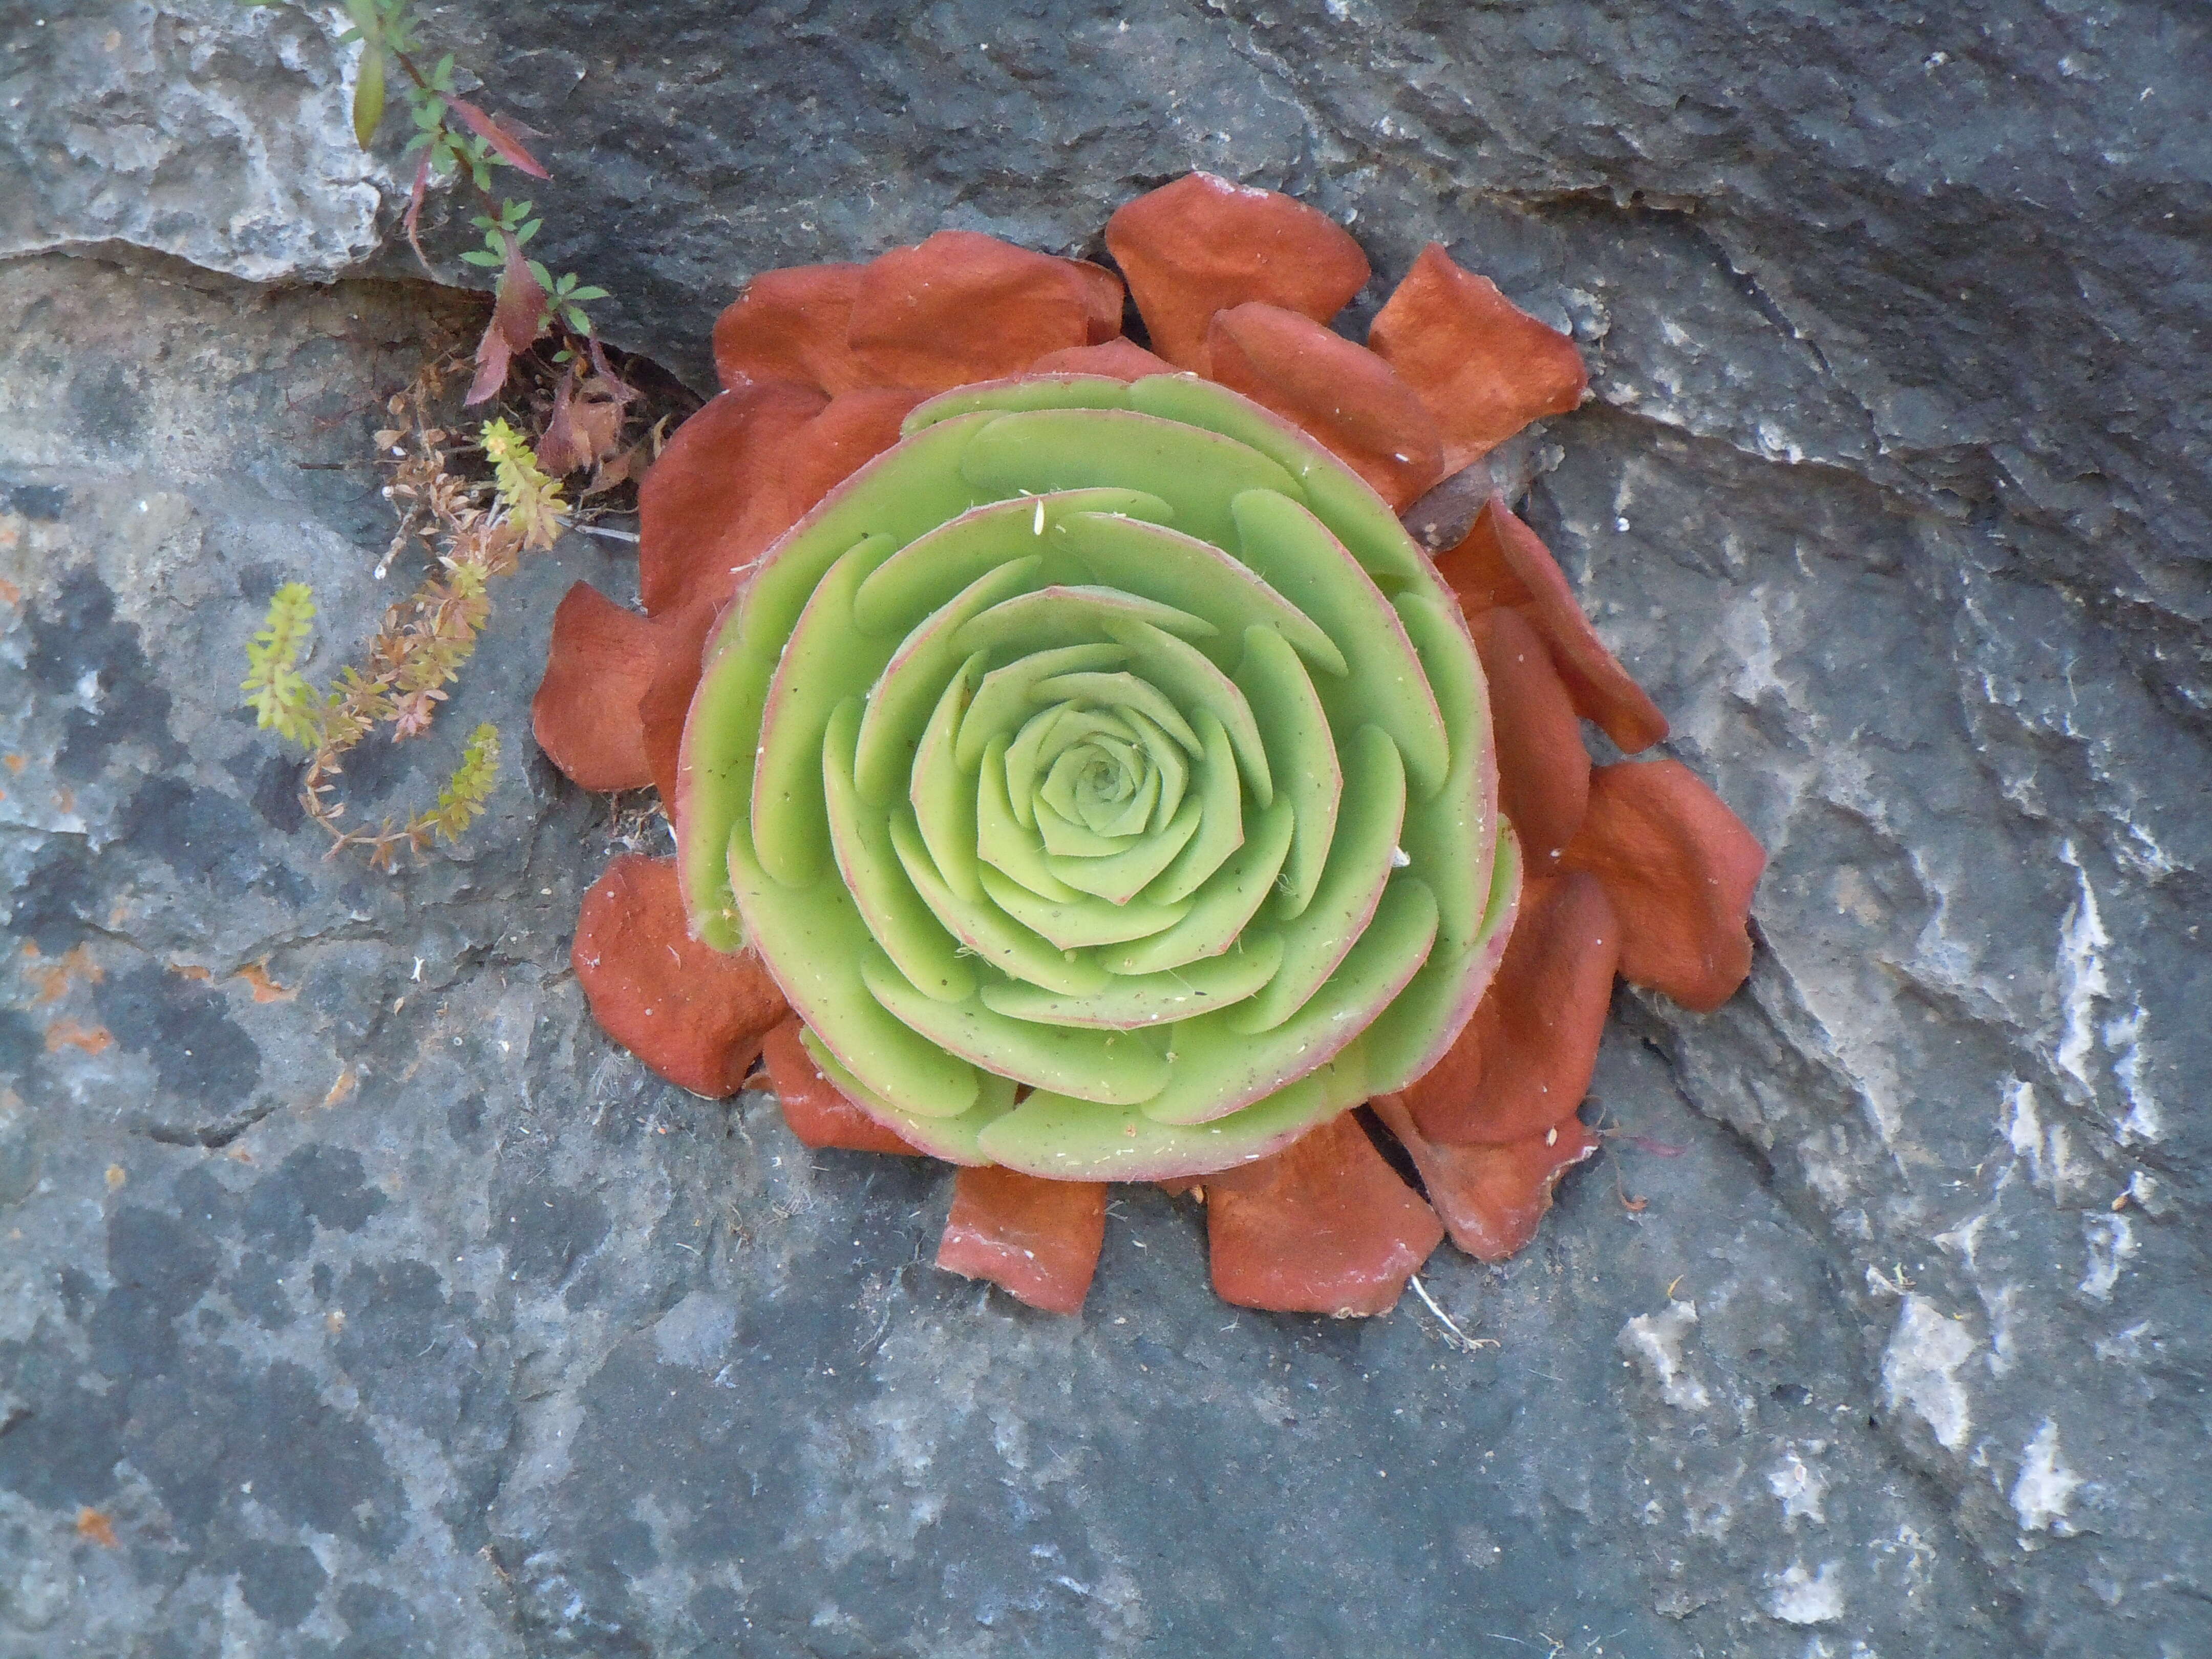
xmin=2011 ymin=1419 xmax=2083 ymax=1534
xmin=1618 ymin=1300 xmax=1709 ymax=1410
xmin=1881 ymin=1295 xmax=1976 ymax=1453
xmin=1764 ymin=1559 xmax=1844 ymax=1625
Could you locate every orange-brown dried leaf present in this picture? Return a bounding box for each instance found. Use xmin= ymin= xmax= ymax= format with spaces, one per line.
xmin=1105 ymin=172 xmax=1371 ymax=371
xmin=572 ymin=854 xmax=788 ymax=1098
xmin=1472 ymin=606 xmax=1590 ymax=866
xmin=1204 ymin=1114 xmax=1442 ymax=1315
xmin=531 ymin=582 xmax=657 ymax=792
xmin=537 ymin=371 xmax=628 ymax=478
xmin=1026 ymin=339 xmax=1176 ymax=381
xmin=637 ymin=381 xmax=828 ymax=614
xmin=1204 ymin=303 xmax=1444 ymax=511
xmin=937 ymin=1166 xmax=1108 ymax=1314
xmin=1448 ymin=499 xmax=1668 ymax=753
xmin=75 ymin=1507 xmax=119 ymax=1549
xmin=1368 ymin=243 xmax=1589 ymax=473
xmin=1562 ymin=759 xmax=1764 ymax=1013
xmin=1401 ymin=871 xmax=1620 ymax=1147
xmin=761 ymin=1017 xmax=920 ymax=1156
xmin=712 ymin=263 xmax=870 ymax=395
xmin=1372 ymin=1094 xmax=1600 ymax=1262
xmin=848 ymin=231 xmax=1101 ymax=392
xmin=719 ymin=387 xmax=929 ymax=574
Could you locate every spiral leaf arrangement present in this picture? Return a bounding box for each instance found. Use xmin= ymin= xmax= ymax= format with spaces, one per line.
xmin=681 ymin=374 xmax=1511 ymax=1180
xmin=538 ymin=174 xmax=1765 ymax=1316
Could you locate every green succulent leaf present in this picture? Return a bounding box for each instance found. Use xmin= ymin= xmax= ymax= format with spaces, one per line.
xmin=680 ymin=375 xmax=1510 ymax=1179
xmin=351 ymin=47 xmax=386 ymax=150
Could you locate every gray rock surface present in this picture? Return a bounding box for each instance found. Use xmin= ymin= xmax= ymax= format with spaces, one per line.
xmin=5 ymin=2 xmax=2210 ymax=1655
xmin=1 ymin=1 xmax=388 ymax=280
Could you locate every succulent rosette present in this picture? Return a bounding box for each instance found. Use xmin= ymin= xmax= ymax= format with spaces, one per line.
xmin=537 ymin=174 xmax=1765 ymax=1317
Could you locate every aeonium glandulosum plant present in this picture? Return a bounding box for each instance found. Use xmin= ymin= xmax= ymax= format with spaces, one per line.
xmin=532 ymin=174 xmax=1764 ymax=1316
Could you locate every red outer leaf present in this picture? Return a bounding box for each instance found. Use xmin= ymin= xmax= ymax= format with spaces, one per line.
xmin=1440 ymin=498 xmax=1668 ymax=754
xmin=637 ymin=381 xmax=828 ymax=614
xmin=1561 ymin=760 xmax=1764 ymax=1013
xmin=848 ymin=231 xmax=1102 ymax=391
xmin=1061 ymin=257 xmax=1129 ymax=343
xmin=1105 ymin=172 xmax=1370 ymax=371
xmin=937 ymin=1167 xmax=1108 ymax=1314
xmin=712 ymin=263 xmax=870 ymax=395
xmin=1471 ymin=606 xmax=1590 ymax=866
xmin=1203 ymin=1114 xmax=1443 ymax=1315
xmin=719 ymin=387 xmax=928 ymax=574
xmin=1203 ymin=303 xmax=1444 ymax=511
xmin=531 ymin=582 xmax=656 ymax=792
xmin=1027 ymin=338 xmax=1174 ymax=380
xmin=572 ymin=855 xmax=788 ymax=1098
xmin=445 ymin=97 xmax=551 ymax=178
xmin=465 ymin=234 xmax=548 ymax=405
xmin=1371 ymin=1094 xmax=1599 ymax=1263
xmin=1367 ymin=243 xmax=1588 ymax=473
xmin=1401 ymin=871 xmax=1620 ymax=1146
xmin=638 ymin=596 xmax=722 ymax=819
xmin=761 ymin=1017 xmax=920 ymax=1156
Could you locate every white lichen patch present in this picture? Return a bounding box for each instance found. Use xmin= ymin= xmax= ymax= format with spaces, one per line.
xmin=1765 ymin=1559 xmax=1844 ymax=1625
xmin=1768 ymin=1443 xmax=1830 ymax=1525
xmin=2054 ymin=842 xmax=2110 ymax=1092
xmin=1618 ymin=1300 xmax=1710 ymax=1410
xmin=1881 ymin=1296 xmax=1976 ymax=1452
xmin=2078 ymin=1213 xmax=2136 ymax=1302
xmin=2011 ymin=1419 xmax=2083 ymax=1534
xmin=2104 ymin=1007 xmax=2165 ymax=1143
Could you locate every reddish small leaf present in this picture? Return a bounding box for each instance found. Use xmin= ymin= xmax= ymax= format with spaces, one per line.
xmin=1561 ymin=759 xmax=1764 ymax=1013
xmin=638 ymin=596 xmax=722 ymax=817
xmin=1105 ymin=172 xmax=1371 ymax=371
xmin=1026 ymin=338 xmax=1175 ymax=381
xmin=848 ymin=231 xmax=1102 ymax=391
xmin=531 ymin=582 xmax=656 ymax=792
xmin=712 ymin=264 xmax=871 ymax=395
xmin=1203 ymin=303 xmax=1444 ymax=511
xmin=719 ymin=387 xmax=928 ymax=574
xmin=465 ymin=234 xmax=548 ymax=406
xmin=446 ymin=97 xmax=551 ymax=179
xmin=1371 ymin=1094 xmax=1599 ymax=1263
xmin=1401 ymin=871 xmax=1620 ymax=1146
xmin=1441 ymin=499 xmax=1668 ymax=753
xmin=572 ymin=855 xmax=788 ymax=1098
xmin=1204 ymin=1114 xmax=1443 ymax=1315
xmin=1471 ymin=606 xmax=1590 ymax=866
xmin=636 ymin=381 xmax=828 ymax=614
xmin=761 ymin=1017 xmax=920 ymax=1156
xmin=937 ymin=1167 xmax=1108 ymax=1314
xmin=1368 ymin=243 xmax=1588 ymax=473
